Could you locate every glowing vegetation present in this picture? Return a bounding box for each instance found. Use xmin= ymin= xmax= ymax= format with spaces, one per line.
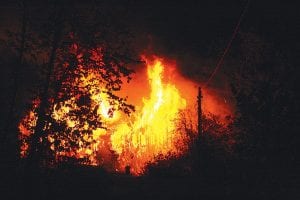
xmin=19 ymin=56 xmax=191 ymax=175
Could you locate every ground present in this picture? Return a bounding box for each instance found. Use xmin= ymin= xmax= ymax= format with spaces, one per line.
xmin=0 ymin=164 xmax=298 ymax=200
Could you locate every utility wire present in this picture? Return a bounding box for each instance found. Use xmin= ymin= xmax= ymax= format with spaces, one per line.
xmin=204 ymin=0 xmax=251 ymax=87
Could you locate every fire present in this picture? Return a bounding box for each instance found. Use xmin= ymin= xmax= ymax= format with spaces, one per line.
xmin=110 ymin=57 xmax=187 ymax=174
xmin=18 ymin=44 xmax=234 ymax=175
xmin=19 ymin=55 xmax=191 ymax=175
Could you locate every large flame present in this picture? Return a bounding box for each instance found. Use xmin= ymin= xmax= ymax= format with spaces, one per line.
xmin=19 ymin=53 xmax=233 ymax=175
xmin=110 ymin=57 xmax=188 ymax=174
xmin=19 ymin=56 xmax=192 ymax=175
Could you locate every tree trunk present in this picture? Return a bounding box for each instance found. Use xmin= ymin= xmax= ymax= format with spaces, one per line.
xmin=28 ymin=6 xmax=63 ymax=167
xmin=1 ymin=0 xmax=27 ymax=148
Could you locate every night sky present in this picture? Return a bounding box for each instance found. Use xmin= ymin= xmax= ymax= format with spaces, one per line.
xmin=1 ymin=0 xmax=298 ymax=109
xmin=0 ymin=1 xmax=299 ymax=199
xmin=1 ymin=0 xmax=298 ymax=123
xmin=1 ymin=0 xmax=298 ymax=74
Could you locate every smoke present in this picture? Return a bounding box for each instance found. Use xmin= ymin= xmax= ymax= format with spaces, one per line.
xmin=127 ymin=33 xmax=236 ymax=122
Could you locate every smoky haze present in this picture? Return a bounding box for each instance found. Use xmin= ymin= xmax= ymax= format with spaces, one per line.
xmin=1 ymin=0 xmax=297 ymax=127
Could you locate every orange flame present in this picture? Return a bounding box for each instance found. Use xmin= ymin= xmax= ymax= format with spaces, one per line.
xmin=18 ymin=54 xmax=233 ymax=175
xmin=110 ymin=57 xmax=188 ymax=174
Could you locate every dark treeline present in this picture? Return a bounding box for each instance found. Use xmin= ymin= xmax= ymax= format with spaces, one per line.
xmin=0 ymin=0 xmax=299 ymax=199
xmin=1 ymin=0 xmax=138 ymax=165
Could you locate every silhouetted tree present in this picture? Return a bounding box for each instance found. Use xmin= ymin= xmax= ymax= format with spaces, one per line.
xmin=1 ymin=0 xmax=27 ymax=148
xmin=19 ymin=1 xmax=139 ymax=166
xmin=230 ymin=31 xmax=298 ymax=174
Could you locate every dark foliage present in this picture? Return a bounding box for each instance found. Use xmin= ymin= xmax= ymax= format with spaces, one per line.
xmin=0 ymin=1 xmax=298 ymax=199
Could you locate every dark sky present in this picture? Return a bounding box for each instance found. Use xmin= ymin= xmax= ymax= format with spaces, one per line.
xmin=113 ymin=0 xmax=298 ymax=85
xmin=1 ymin=0 xmax=298 ymax=60
xmin=1 ymin=0 xmax=297 ymax=53
xmin=0 ymin=0 xmax=298 ymax=92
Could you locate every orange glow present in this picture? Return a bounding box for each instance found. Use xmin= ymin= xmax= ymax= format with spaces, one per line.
xmin=110 ymin=57 xmax=188 ymax=174
xmin=18 ymin=54 xmax=233 ymax=175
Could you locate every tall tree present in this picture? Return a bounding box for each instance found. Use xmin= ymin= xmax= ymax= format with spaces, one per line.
xmin=230 ymin=32 xmax=298 ymax=167
xmin=23 ymin=1 xmax=138 ymax=166
xmin=28 ymin=2 xmax=64 ymax=165
xmin=1 ymin=0 xmax=28 ymax=154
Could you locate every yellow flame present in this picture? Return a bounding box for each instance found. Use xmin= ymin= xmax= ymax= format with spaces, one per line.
xmin=110 ymin=59 xmax=187 ymax=174
xmin=19 ymin=56 xmax=189 ymax=175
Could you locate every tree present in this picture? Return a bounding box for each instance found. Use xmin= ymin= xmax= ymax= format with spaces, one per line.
xmin=1 ymin=0 xmax=28 ymax=149
xmin=19 ymin=1 xmax=138 ymax=167
xmin=230 ymin=31 xmax=298 ymax=170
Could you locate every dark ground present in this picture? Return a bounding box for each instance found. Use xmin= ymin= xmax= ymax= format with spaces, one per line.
xmin=0 ymin=160 xmax=298 ymax=200
xmin=0 ymin=1 xmax=299 ymax=199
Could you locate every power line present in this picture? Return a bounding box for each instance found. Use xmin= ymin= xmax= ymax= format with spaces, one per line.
xmin=204 ymin=0 xmax=251 ymax=87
